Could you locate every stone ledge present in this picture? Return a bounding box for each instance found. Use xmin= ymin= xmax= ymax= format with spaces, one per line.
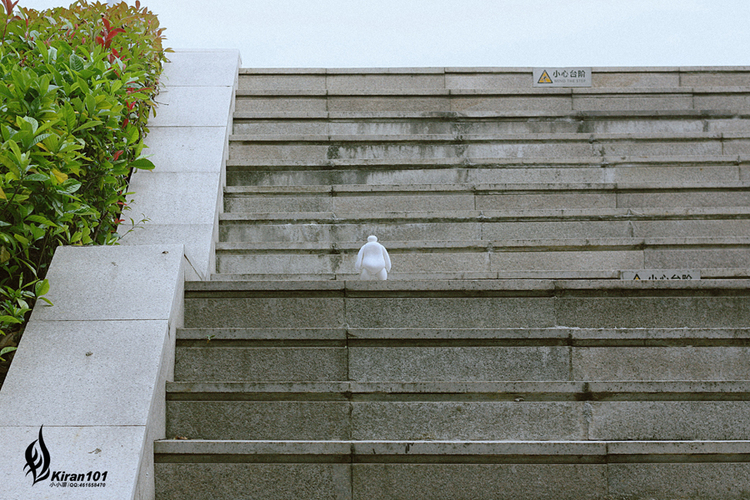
xmin=119 ymin=49 xmax=239 ymax=281
xmin=226 ymin=154 xmax=745 ymax=167
xmin=233 ymin=109 xmax=750 ymax=119
xmin=185 ymin=277 xmax=750 ymax=294
xmin=225 ymin=181 xmax=750 ymax=193
xmin=228 ymin=131 xmax=746 ymax=142
xmin=175 ymin=325 xmax=750 ymax=346
xmin=0 ymin=426 xmax=148 ymax=499
xmin=0 ymin=244 xmax=185 ymax=500
xmin=165 ymin=381 xmax=750 ymax=400
xmin=154 ymin=439 xmax=750 ymax=460
xmin=234 ymin=87 xmax=750 ymax=97
xmin=144 ymin=127 xmax=229 ymax=173
xmin=215 ymin=236 xmax=750 ymax=251
xmin=30 ymin=245 xmax=184 ymax=322
xmin=0 ymin=320 xmax=172 ymax=426
xmin=161 ymin=50 xmax=240 ymax=87
xmin=219 ymin=206 xmax=750 ymax=221
xmin=207 ymin=268 xmax=750 ymax=281
xmin=240 ymin=67 xmax=750 ymax=74
xmin=149 ymin=86 xmax=235 ymax=128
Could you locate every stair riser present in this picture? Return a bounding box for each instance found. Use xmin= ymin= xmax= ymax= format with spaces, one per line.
xmin=224 ymin=191 xmax=750 ymax=213
xmin=238 ymin=72 xmax=443 ymax=91
xmin=227 ymin=165 xmax=744 ymax=186
xmin=166 ymin=400 xmax=750 ymax=441
xmin=156 ymin=461 xmax=750 ymax=500
xmin=233 ymin=118 xmax=750 ymax=136
xmin=156 ymin=463 xmax=352 ymax=500
xmin=234 ymin=94 xmax=750 ymax=114
xmin=219 ymin=220 xmax=750 ymax=243
xmin=354 ymin=463 xmax=750 ymax=500
xmin=228 ymin=139 xmax=738 ymax=162
xmin=184 ymin=296 xmax=750 ymax=330
xmin=237 ymin=70 xmax=750 ymax=91
xmin=174 ymin=346 xmax=750 ymax=383
xmin=175 ymin=347 xmax=347 ymax=382
xmin=216 ymin=248 xmax=748 ymax=275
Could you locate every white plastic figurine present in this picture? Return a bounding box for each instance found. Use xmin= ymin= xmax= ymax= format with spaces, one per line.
xmin=355 ymin=235 xmax=391 ymax=280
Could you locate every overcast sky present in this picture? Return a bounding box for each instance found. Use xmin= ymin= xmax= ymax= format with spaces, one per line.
xmin=18 ymin=0 xmax=750 ymax=68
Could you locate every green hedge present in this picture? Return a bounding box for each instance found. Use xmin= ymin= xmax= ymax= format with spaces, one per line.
xmin=0 ymin=0 xmax=169 ymax=364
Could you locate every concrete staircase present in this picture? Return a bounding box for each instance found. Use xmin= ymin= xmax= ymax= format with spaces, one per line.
xmin=155 ymin=68 xmax=750 ymax=499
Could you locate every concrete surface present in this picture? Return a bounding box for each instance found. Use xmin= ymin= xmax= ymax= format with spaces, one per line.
xmin=119 ymin=49 xmax=240 ymax=280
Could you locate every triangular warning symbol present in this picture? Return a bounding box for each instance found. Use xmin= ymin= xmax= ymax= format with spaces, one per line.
xmin=633 ymin=274 xmax=640 ymax=280
xmin=537 ymin=70 xmax=553 ymax=84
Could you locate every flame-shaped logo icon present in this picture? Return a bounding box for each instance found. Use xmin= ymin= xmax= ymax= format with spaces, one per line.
xmin=24 ymin=425 xmax=51 ymax=485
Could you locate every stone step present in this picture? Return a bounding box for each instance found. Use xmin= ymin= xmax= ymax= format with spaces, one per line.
xmin=233 ymin=87 xmax=750 ymax=114
xmin=237 ymin=66 xmax=750 ymax=91
xmin=223 ymin=182 xmax=750 ymax=212
xmin=227 ymin=132 xmax=750 ymax=163
xmin=183 ymin=279 xmax=750 ymax=331
xmin=218 ymin=207 xmax=750 ymax=244
xmin=155 ymin=439 xmax=750 ymax=500
xmin=174 ymin=326 xmax=750 ymax=383
xmin=220 ymin=206 xmax=750 ymax=220
xmin=215 ymin=237 xmax=750 ymax=275
xmin=232 ymin=110 xmax=750 ymax=136
xmin=226 ymin=155 xmax=748 ymax=186
xmin=167 ymin=380 xmax=750 ymax=398
xmin=165 ymin=381 xmax=750 ymax=441
xmin=209 ymin=268 xmax=750 ymax=281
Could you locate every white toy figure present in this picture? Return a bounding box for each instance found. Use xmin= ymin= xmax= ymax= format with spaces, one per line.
xmin=355 ymin=235 xmax=391 ymax=280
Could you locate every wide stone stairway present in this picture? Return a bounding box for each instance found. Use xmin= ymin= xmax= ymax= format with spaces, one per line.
xmin=155 ymin=68 xmax=750 ymax=499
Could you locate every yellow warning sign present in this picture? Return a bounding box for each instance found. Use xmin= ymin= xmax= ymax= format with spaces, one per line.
xmin=533 ymin=68 xmax=591 ymax=87
xmin=537 ymin=70 xmax=553 ymax=84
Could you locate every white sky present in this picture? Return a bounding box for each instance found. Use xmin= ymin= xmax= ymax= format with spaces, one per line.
xmin=18 ymin=0 xmax=750 ymax=68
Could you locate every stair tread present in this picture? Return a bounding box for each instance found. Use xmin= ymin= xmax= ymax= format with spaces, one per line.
xmin=230 ymin=131 xmax=746 ymax=142
xmin=235 ymin=86 xmax=750 ymax=97
xmin=155 ymin=439 xmax=750 ymax=456
xmin=233 ymin=109 xmax=750 ymax=120
xmin=224 ymin=181 xmax=750 ymax=193
xmin=215 ymin=236 xmax=750 ymax=250
xmin=226 ymin=155 xmax=748 ymax=169
xmin=176 ymin=326 xmax=750 ymax=339
xmin=166 ymin=381 xmax=750 ymax=394
xmin=184 ymin=277 xmax=750 ymax=292
xmin=219 ymin=206 xmax=750 ymax=219
xmin=209 ymin=269 xmax=750 ymax=281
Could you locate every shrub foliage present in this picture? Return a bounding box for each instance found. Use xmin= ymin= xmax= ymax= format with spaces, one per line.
xmin=0 ymin=0 xmax=168 ymax=365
